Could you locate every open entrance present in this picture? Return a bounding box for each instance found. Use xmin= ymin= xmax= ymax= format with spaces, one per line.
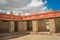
xmin=14 ymin=21 xmax=18 ymax=32
xmin=27 ymin=21 xmax=32 ymax=31
xmin=0 ymin=20 xmax=9 ymax=33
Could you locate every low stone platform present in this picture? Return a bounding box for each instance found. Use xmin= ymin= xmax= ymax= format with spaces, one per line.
xmin=30 ymin=32 xmax=50 ymax=35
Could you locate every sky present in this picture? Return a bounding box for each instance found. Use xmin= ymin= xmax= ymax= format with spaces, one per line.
xmin=46 ymin=0 xmax=60 ymax=11
xmin=0 ymin=0 xmax=60 ymax=13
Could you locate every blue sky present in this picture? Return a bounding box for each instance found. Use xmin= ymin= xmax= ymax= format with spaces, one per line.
xmin=46 ymin=0 xmax=60 ymax=11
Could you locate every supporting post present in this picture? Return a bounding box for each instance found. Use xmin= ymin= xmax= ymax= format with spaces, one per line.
xmin=9 ymin=21 xmax=14 ymax=33
xmin=18 ymin=21 xmax=21 ymax=32
xmin=23 ymin=21 xmax=27 ymax=32
xmin=49 ymin=19 xmax=55 ymax=34
xmin=32 ymin=20 xmax=38 ymax=32
xmin=18 ymin=21 xmax=27 ymax=32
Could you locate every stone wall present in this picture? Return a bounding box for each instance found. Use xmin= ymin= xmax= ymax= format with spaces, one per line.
xmin=0 ymin=20 xmax=27 ymax=33
xmin=0 ymin=18 xmax=60 ymax=33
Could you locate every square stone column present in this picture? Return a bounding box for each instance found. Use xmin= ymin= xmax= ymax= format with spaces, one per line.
xmin=22 ymin=21 xmax=27 ymax=32
xmin=9 ymin=21 xmax=14 ymax=33
xmin=18 ymin=21 xmax=23 ymax=32
xmin=18 ymin=21 xmax=27 ymax=32
xmin=49 ymin=19 xmax=55 ymax=34
xmin=17 ymin=21 xmax=21 ymax=32
xmin=32 ymin=20 xmax=38 ymax=32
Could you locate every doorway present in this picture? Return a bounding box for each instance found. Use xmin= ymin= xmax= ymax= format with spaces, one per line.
xmin=27 ymin=21 xmax=32 ymax=31
xmin=0 ymin=20 xmax=9 ymax=33
xmin=14 ymin=21 xmax=18 ymax=32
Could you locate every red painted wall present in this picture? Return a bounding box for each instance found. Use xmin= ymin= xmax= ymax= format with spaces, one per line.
xmin=0 ymin=11 xmax=60 ymax=21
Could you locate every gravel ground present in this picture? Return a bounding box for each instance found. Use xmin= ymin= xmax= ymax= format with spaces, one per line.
xmin=9 ymin=35 xmax=60 ymax=40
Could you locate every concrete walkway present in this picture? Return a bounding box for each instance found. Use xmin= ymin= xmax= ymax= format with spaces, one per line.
xmin=0 ymin=32 xmax=60 ymax=40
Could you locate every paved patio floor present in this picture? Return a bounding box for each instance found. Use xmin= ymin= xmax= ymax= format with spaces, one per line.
xmin=10 ymin=35 xmax=60 ymax=40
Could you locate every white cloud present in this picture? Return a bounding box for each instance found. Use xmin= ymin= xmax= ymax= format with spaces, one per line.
xmin=30 ymin=0 xmax=44 ymax=7
xmin=0 ymin=0 xmax=49 ymax=14
xmin=0 ymin=0 xmax=7 ymax=4
xmin=20 ymin=0 xmax=48 ymax=13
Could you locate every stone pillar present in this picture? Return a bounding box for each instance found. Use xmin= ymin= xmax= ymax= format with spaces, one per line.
xmin=9 ymin=21 xmax=14 ymax=33
xmin=18 ymin=21 xmax=23 ymax=32
xmin=32 ymin=20 xmax=38 ymax=32
xmin=18 ymin=21 xmax=27 ymax=32
xmin=49 ymin=19 xmax=55 ymax=34
xmin=23 ymin=21 xmax=27 ymax=32
xmin=18 ymin=21 xmax=21 ymax=32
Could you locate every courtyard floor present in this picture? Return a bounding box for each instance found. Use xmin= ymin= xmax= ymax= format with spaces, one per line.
xmin=10 ymin=35 xmax=60 ymax=40
xmin=0 ymin=32 xmax=60 ymax=40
